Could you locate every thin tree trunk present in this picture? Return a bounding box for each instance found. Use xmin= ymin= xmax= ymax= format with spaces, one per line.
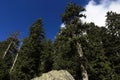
xmin=77 ymin=42 xmax=88 ymax=80
xmin=3 ymin=41 xmax=13 ymax=59
xmin=10 ymin=42 xmax=22 ymax=73
xmin=10 ymin=53 xmax=18 ymax=73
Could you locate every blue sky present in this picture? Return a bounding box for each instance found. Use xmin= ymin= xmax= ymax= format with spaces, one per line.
xmin=0 ymin=0 xmax=92 ymax=41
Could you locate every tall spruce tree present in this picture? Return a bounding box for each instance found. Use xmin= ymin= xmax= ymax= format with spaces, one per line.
xmin=53 ymin=27 xmax=82 ymax=80
xmin=11 ymin=19 xmax=45 ymax=80
xmin=53 ymin=2 xmax=87 ymax=80
xmin=39 ymin=39 xmax=53 ymax=74
xmin=81 ymin=23 xmax=113 ymax=80
xmin=102 ymin=11 xmax=120 ymax=79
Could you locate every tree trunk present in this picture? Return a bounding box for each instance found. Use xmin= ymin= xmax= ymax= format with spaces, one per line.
xmin=10 ymin=44 xmax=21 ymax=73
xmin=3 ymin=41 xmax=13 ymax=59
xmin=77 ymin=42 xmax=88 ymax=80
xmin=10 ymin=53 xmax=18 ymax=73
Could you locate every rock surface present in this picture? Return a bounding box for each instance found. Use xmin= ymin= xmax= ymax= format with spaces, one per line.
xmin=31 ymin=70 xmax=75 ymax=80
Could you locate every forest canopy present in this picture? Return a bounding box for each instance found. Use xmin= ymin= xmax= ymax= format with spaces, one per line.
xmin=0 ymin=2 xmax=120 ymax=80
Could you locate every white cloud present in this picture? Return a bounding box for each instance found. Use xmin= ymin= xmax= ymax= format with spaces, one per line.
xmin=81 ymin=0 xmax=120 ymax=26
xmin=60 ymin=23 xmax=65 ymax=28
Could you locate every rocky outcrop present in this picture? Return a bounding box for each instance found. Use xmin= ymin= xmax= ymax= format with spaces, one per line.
xmin=31 ymin=70 xmax=75 ymax=80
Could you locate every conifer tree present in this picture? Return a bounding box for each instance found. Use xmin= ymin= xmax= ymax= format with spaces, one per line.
xmin=11 ymin=19 xmax=45 ymax=80
xmin=53 ymin=2 xmax=87 ymax=80
xmin=40 ymin=39 xmax=53 ymax=74
xmin=82 ymin=23 xmax=113 ymax=80
xmin=102 ymin=11 xmax=120 ymax=79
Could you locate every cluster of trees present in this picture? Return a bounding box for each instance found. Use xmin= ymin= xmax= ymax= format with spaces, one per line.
xmin=0 ymin=2 xmax=120 ymax=80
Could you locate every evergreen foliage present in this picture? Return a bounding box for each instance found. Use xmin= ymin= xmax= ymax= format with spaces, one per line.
xmin=11 ymin=19 xmax=45 ymax=80
xmin=103 ymin=11 xmax=120 ymax=79
xmin=40 ymin=39 xmax=53 ymax=74
xmin=81 ymin=23 xmax=113 ymax=80
xmin=0 ymin=33 xmax=19 ymax=80
xmin=0 ymin=2 xmax=120 ymax=80
xmin=53 ymin=2 xmax=86 ymax=80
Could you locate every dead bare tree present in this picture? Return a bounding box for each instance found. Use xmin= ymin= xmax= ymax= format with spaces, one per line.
xmin=2 ymin=32 xmax=19 ymax=59
xmin=10 ymin=41 xmax=22 ymax=73
xmin=2 ymin=41 xmax=13 ymax=59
